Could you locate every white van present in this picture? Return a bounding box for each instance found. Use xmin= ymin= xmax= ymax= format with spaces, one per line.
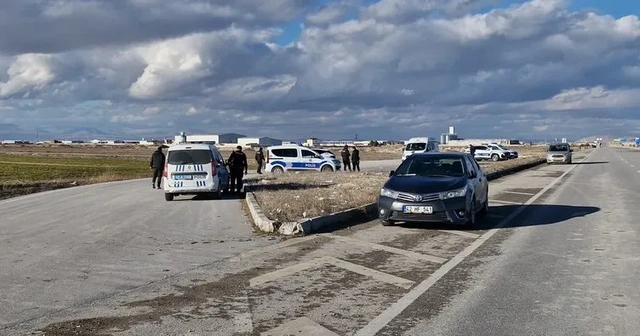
xmin=402 ymin=137 xmax=439 ymax=161
xmin=265 ymin=144 xmax=342 ymax=173
xmin=163 ymin=143 xmax=230 ymax=201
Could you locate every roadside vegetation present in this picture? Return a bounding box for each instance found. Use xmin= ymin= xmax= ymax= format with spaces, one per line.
xmin=249 ymin=146 xmax=572 ymax=223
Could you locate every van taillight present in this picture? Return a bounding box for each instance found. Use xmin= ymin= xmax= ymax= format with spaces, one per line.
xmin=163 ymin=163 xmax=168 ymax=177
xmin=212 ymin=163 xmax=217 ymax=176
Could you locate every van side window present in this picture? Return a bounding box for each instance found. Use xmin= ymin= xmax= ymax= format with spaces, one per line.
xmin=301 ymin=149 xmax=317 ymax=158
xmin=271 ymin=148 xmax=298 ymax=157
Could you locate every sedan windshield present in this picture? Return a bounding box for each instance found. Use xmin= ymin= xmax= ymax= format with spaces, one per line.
xmin=395 ymin=156 xmax=466 ymax=177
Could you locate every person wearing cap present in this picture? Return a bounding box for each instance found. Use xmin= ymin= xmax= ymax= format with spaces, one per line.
xmin=227 ymin=145 xmax=248 ymax=193
xmin=149 ymin=146 xmax=166 ymax=189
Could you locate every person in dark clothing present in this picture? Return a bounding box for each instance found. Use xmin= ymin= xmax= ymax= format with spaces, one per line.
xmin=149 ymin=146 xmax=166 ymax=189
xmin=227 ymin=145 xmax=248 ymax=193
xmin=469 ymin=144 xmax=476 ymax=159
xmin=255 ymin=147 xmax=265 ymax=174
xmin=351 ymin=146 xmax=360 ymax=172
xmin=340 ymin=145 xmax=351 ymax=172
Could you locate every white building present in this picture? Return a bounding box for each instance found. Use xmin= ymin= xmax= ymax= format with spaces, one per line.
xmin=237 ymin=137 xmax=283 ymax=148
xmin=304 ymin=138 xmax=320 ymax=147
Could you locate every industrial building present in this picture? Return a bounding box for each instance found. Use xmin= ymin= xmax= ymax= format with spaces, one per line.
xmin=440 ymin=126 xmax=460 ymax=144
xmin=172 ymin=133 xmax=246 ymax=145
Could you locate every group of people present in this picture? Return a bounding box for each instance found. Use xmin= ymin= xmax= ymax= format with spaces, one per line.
xmin=149 ymin=144 xmax=362 ymax=192
xmin=339 ymin=145 xmax=360 ymax=172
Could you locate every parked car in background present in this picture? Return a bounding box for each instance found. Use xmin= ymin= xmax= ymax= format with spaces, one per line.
xmin=378 ymin=152 xmax=489 ymax=229
xmin=464 ymin=143 xmax=515 ymax=161
xmin=265 ymin=144 xmax=342 ymax=173
xmin=546 ymin=142 xmax=573 ymax=164
xmin=311 ymin=148 xmax=337 ymax=159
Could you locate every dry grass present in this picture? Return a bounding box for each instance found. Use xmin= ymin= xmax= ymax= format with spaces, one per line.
xmin=250 ymin=150 xmax=554 ymax=223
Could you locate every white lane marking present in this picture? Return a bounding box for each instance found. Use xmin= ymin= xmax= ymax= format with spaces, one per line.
xmin=330 ymin=235 xmax=447 ymax=264
xmin=250 ymin=256 xmax=415 ymax=289
xmin=490 ymin=199 xmax=521 ymax=205
xmin=354 ymin=150 xmax=594 ymax=336
xmin=261 ymin=317 xmax=340 ymax=336
xmin=240 ymin=235 xmax=320 ymax=258
xmin=233 ymin=293 xmax=254 ymax=333
xmin=438 ymin=230 xmax=480 ymax=239
xmin=503 ymin=190 xmax=536 ymax=196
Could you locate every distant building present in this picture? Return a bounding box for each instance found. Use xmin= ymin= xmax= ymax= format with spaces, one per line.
xmin=304 ymin=138 xmax=320 ymax=147
xmin=237 ymin=137 xmax=282 ymax=148
xmin=444 ymin=139 xmax=520 ymax=147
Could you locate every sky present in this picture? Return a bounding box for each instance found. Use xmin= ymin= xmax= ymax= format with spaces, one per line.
xmin=0 ymin=0 xmax=639 ymax=141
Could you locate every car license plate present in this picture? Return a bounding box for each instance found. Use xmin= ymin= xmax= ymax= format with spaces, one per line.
xmin=175 ymin=174 xmax=193 ymax=180
xmin=403 ymin=205 xmax=433 ymax=214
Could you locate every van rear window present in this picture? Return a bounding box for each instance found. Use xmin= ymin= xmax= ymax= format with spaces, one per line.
xmin=406 ymin=143 xmax=426 ymax=151
xmin=168 ymin=150 xmax=212 ymax=164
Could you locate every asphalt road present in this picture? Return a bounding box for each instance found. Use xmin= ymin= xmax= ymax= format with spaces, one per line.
xmin=401 ymin=145 xmax=640 ymax=336
xmin=6 ymin=148 xmax=640 ymax=336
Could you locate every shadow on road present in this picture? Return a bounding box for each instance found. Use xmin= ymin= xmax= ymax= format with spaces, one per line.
xmin=573 ymin=161 xmax=608 ymax=165
xmin=246 ymin=182 xmax=331 ymax=192
xmin=392 ymin=204 xmax=600 ymax=231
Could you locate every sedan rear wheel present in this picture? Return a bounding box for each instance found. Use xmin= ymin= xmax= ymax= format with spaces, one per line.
xmin=380 ymin=219 xmax=395 ymax=226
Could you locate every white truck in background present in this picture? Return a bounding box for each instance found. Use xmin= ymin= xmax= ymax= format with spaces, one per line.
xmin=402 ymin=137 xmax=440 ymax=161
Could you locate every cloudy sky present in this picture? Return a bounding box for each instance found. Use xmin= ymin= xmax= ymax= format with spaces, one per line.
xmin=0 ymin=0 xmax=639 ymax=141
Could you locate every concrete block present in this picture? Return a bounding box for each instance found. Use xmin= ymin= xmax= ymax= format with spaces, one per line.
xmin=244 ymin=191 xmax=274 ymax=233
xmin=298 ymin=203 xmax=377 ymax=235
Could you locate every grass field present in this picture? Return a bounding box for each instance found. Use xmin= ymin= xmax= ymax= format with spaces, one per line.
xmin=249 ymin=153 xmax=551 ymax=223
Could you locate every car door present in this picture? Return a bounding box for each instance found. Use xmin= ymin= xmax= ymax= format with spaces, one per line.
xmin=469 ymin=155 xmax=488 ymax=203
xmin=301 ymin=148 xmax=321 ymax=171
xmin=474 ymin=145 xmax=488 ymax=160
xmin=213 ymin=149 xmax=227 ymax=183
xmin=464 ymin=156 xmax=482 ymax=209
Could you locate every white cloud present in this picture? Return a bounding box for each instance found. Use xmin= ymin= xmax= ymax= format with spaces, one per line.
xmin=0 ymin=0 xmax=640 ymax=141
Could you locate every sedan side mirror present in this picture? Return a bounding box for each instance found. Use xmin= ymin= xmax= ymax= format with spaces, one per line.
xmin=570 ymin=149 xmax=574 ymax=152
xmin=468 ymin=171 xmax=477 ymax=179
xmin=389 ymin=170 xmax=395 ymax=177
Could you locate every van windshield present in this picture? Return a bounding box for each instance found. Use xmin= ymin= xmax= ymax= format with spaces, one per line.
xmin=406 ymin=143 xmax=426 ymax=151
xmin=168 ymin=149 xmax=213 ymax=165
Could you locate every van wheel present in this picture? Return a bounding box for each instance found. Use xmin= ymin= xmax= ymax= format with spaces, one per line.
xmin=164 ymin=193 xmax=174 ymax=201
xmin=321 ymin=165 xmax=333 ymax=172
xmin=272 ymin=166 xmax=284 ymax=174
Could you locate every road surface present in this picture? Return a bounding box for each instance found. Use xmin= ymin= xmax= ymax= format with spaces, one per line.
xmin=4 ymin=148 xmax=639 ymax=335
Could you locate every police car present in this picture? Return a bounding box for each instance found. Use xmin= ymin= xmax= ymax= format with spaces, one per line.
xmin=265 ymin=144 xmax=342 ymax=173
xmin=162 ymin=142 xmax=230 ymax=201
xmin=465 ymin=143 xmax=518 ymax=161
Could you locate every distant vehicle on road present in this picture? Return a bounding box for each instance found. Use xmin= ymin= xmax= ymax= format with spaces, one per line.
xmin=402 ymin=137 xmax=440 ymax=161
xmin=265 ymin=144 xmax=342 ymax=174
xmin=464 ymin=143 xmax=517 ymax=161
xmin=163 ymin=143 xmax=230 ymax=201
xmin=378 ymin=152 xmax=489 ymax=229
xmin=546 ymin=142 xmax=573 ymax=164
xmin=311 ymin=148 xmax=337 ymax=159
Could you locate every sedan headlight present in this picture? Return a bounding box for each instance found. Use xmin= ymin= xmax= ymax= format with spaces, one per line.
xmin=380 ymin=188 xmax=399 ymax=199
xmin=439 ymin=186 xmax=468 ymax=200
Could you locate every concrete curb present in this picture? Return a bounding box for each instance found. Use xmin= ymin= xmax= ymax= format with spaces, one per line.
xmin=243 ymin=156 xmax=558 ymax=236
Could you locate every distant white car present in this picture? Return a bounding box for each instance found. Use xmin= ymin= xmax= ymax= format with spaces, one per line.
xmin=465 ymin=144 xmax=517 ymax=161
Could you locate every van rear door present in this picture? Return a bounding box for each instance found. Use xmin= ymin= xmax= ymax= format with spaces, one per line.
xmin=167 ymin=149 xmax=213 ymax=184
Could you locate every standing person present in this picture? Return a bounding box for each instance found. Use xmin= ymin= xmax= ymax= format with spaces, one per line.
xmin=469 ymin=144 xmax=476 ymax=159
xmin=255 ymin=147 xmax=265 ymax=174
xmin=351 ymin=146 xmax=360 ymax=172
xmin=149 ymin=146 xmax=165 ymax=189
xmin=227 ymin=145 xmax=248 ymax=193
xmin=340 ymin=145 xmax=351 ymax=172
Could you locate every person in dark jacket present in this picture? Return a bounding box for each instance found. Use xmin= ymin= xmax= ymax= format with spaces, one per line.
xmin=469 ymin=144 xmax=476 ymax=159
xmin=149 ymin=146 xmax=166 ymax=189
xmin=351 ymin=146 xmax=360 ymax=172
xmin=227 ymin=146 xmax=248 ymax=193
xmin=255 ymin=147 xmax=265 ymax=174
xmin=340 ymin=145 xmax=351 ymax=172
